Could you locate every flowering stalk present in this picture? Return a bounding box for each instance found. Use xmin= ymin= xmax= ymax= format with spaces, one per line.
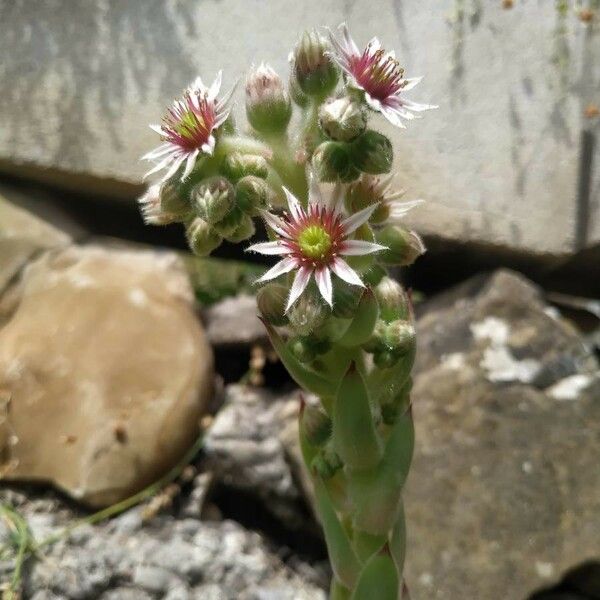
xmin=139 ymin=23 xmax=435 ymax=599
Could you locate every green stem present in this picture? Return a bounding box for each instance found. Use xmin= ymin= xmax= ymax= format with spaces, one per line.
xmin=261 ymin=132 xmax=308 ymax=199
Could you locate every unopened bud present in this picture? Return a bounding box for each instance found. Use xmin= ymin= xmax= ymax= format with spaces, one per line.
xmin=185 ymin=217 xmax=222 ymax=256
xmin=361 ymin=264 xmax=387 ymax=287
xmin=319 ymin=96 xmax=366 ymax=142
xmin=362 ymin=320 xmax=387 ymax=354
xmin=235 ymin=176 xmax=272 ymax=216
xmin=213 ymin=205 xmax=244 ymax=238
xmin=384 ymin=320 xmax=416 ymax=355
xmin=221 ymin=153 xmax=269 ymax=182
xmin=225 ymin=214 xmax=255 ymax=243
xmin=375 ymin=277 xmax=410 ymax=322
xmin=138 ymin=185 xmax=178 ymax=226
xmin=289 ymin=74 xmax=309 ymax=107
xmin=301 ymin=404 xmax=332 ymax=447
xmin=257 ymin=283 xmax=289 ymax=327
xmin=350 ymin=130 xmax=393 ymax=174
xmin=246 ymin=63 xmax=292 ymax=133
xmin=192 ymin=177 xmax=235 ymax=224
xmin=159 ymin=180 xmax=190 ymax=218
xmin=288 ymin=336 xmax=318 ymax=363
xmin=376 ymin=225 xmax=426 ymax=266
xmin=311 ymin=445 xmax=343 ymax=478
xmin=293 ymin=30 xmax=339 ymax=98
xmin=312 ymin=141 xmax=359 ymax=183
xmin=288 ymin=293 xmax=327 ymax=335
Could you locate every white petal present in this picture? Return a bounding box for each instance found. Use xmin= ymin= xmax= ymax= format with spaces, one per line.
xmin=388 ymin=199 xmax=424 ymax=219
xmin=401 ymin=99 xmax=438 ymax=112
xmin=149 ymin=124 xmax=165 ymax=135
xmin=201 ymin=135 xmax=216 ymax=155
xmin=331 ymin=258 xmax=364 ymax=287
xmin=260 ymin=210 xmax=291 ymax=239
xmin=340 ymin=240 xmax=387 ymax=256
xmin=341 ymin=203 xmax=379 ymax=234
xmin=285 ymin=268 xmax=312 ymax=312
xmin=379 ymin=106 xmax=407 ymax=129
xmin=339 ymin=22 xmax=360 ymax=56
xmin=209 ymin=70 xmax=223 ymax=100
xmin=165 ymin=155 xmax=186 ymax=181
xmin=246 ymin=241 xmax=291 ymax=256
xmin=364 ymin=93 xmax=383 ymax=112
xmin=142 ymin=143 xmax=174 ymax=161
xmin=282 ymin=187 xmax=304 ymax=221
xmin=315 ymin=268 xmax=333 ymax=307
xmin=256 ymin=257 xmax=298 ymax=283
xmin=143 ymin=154 xmax=175 ymax=180
xmin=188 ymin=76 xmax=206 ymax=93
xmin=402 ymin=76 xmax=423 ymax=92
xmin=182 ymin=149 xmax=199 ymax=180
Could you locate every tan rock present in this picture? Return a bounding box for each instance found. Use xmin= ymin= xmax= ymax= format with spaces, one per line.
xmin=0 ymin=245 xmax=214 ymax=507
xmin=0 ymin=193 xmax=71 ymax=294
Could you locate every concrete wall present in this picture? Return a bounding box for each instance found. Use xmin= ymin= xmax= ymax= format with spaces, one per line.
xmin=0 ymin=0 xmax=598 ymax=257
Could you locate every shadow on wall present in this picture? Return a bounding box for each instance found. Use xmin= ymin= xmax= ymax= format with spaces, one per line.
xmin=529 ymin=561 xmax=600 ymax=600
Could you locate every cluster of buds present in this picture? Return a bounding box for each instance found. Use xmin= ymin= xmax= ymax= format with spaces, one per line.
xmin=139 ymin=22 xmax=435 ymax=600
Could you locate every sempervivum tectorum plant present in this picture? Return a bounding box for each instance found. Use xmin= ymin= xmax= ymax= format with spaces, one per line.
xmin=327 ymin=23 xmax=437 ymax=128
xmin=143 ymin=72 xmax=234 ymax=182
xmin=248 ymin=178 xmax=386 ymax=310
xmin=139 ymin=22 xmax=435 ymax=599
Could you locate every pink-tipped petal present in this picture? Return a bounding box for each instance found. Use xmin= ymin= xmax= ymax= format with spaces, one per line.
xmin=260 ymin=210 xmax=291 ymax=239
xmin=256 ymin=257 xmax=298 ymax=283
xmin=341 ymin=203 xmax=380 ymax=234
xmin=331 ymin=258 xmax=364 ymax=287
xmin=340 ymin=240 xmax=387 ymax=256
xmin=315 ymin=268 xmax=333 ymax=307
xmin=285 ymin=267 xmax=312 ymax=312
xmin=282 ymin=187 xmax=304 ymax=221
xmin=247 ymin=241 xmax=291 ymax=255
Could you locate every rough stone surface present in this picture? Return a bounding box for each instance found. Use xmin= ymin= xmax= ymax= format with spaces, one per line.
xmin=404 ymin=270 xmax=600 ymax=600
xmin=0 ymin=193 xmax=71 ymax=294
xmin=204 ymin=295 xmax=267 ymax=348
xmin=1 ymin=1 xmax=598 ymax=255
xmin=203 ymin=385 xmax=314 ymax=530
xmin=0 ymin=244 xmax=214 ymax=507
xmin=0 ymin=490 xmax=326 ymax=600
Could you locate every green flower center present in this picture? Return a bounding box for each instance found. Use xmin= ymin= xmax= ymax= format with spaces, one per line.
xmin=298 ymin=225 xmax=332 ymax=259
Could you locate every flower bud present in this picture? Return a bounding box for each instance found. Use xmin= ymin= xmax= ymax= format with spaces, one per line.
xmin=376 ymin=225 xmax=426 ymax=266
xmin=350 ymin=131 xmax=393 ymax=174
xmin=362 ymin=319 xmax=387 ymax=354
xmin=373 ymin=349 xmax=400 ymax=369
xmin=312 ymin=141 xmax=359 ymax=183
xmin=212 ymin=205 xmax=244 ymax=238
xmin=185 ymin=217 xmax=222 ymax=256
xmin=245 ymin=63 xmax=292 ymax=134
xmin=288 ymin=336 xmax=317 ymax=363
xmin=221 ymin=153 xmax=269 ymax=182
xmin=191 ymin=177 xmax=235 ymax=224
xmin=383 ymin=320 xmax=416 ymax=355
xmin=138 ymin=185 xmax=179 ymax=225
xmin=159 ymin=180 xmax=191 ymax=218
xmin=289 ymin=74 xmax=309 ymax=108
xmin=375 ymin=277 xmax=410 ymax=322
xmin=225 ymin=214 xmax=255 ymax=243
xmin=301 ymin=404 xmax=332 ymax=447
xmin=257 ymin=283 xmax=289 ymax=327
xmin=311 ymin=445 xmax=343 ymax=479
xmin=235 ymin=176 xmax=272 ymax=215
xmin=288 ymin=293 xmax=327 ymax=336
xmin=293 ymin=30 xmax=339 ymax=98
xmin=319 ymin=96 xmax=367 ymax=142
xmin=361 ymin=264 xmax=387 ymax=287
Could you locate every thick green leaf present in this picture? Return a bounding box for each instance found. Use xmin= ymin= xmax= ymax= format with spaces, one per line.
xmin=390 ymin=502 xmax=406 ymax=577
xmin=338 ymin=288 xmax=379 ymax=347
xmin=315 ymin=478 xmax=361 ymax=590
xmin=260 ymin=318 xmax=336 ymax=397
xmin=333 ymin=364 xmax=382 ymax=470
xmin=351 ymin=552 xmax=399 ymax=600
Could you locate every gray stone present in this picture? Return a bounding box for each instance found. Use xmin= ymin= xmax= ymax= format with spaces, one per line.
xmin=1 ymin=1 xmax=598 ymax=256
xmin=204 ymin=295 xmax=266 ymax=348
xmin=8 ymin=503 xmax=326 ymax=600
xmin=203 ymin=385 xmax=311 ymax=529
xmin=404 ymin=269 xmax=600 ymax=600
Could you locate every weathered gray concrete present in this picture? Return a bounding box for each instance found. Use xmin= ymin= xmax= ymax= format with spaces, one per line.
xmin=0 ymin=1 xmax=598 ymax=255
